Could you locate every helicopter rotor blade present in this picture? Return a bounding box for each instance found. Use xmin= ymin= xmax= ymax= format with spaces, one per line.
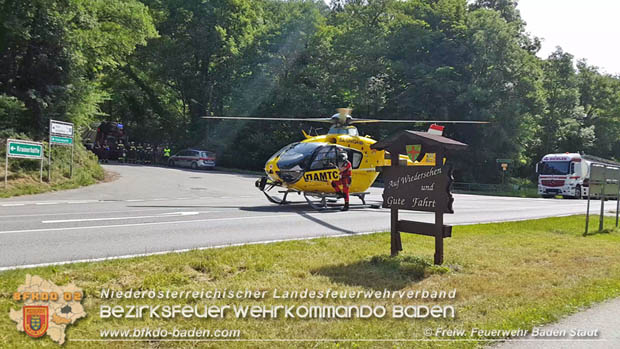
xmin=349 ymin=119 xmax=490 ymax=124
xmin=203 ymin=115 xmax=490 ymax=124
xmin=202 ymin=116 xmax=334 ymax=122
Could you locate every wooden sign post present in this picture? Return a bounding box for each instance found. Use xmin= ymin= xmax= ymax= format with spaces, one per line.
xmin=371 ymin=131 xmax=467 ymax=265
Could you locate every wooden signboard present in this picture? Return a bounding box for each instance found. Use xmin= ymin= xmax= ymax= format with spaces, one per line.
xmin=371 ymin=131 xmax=467 ymax=265
xmin=382 ymin=166 xmax=453 ymax=213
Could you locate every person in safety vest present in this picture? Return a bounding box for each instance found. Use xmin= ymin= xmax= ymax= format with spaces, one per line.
xmin=163 ymin=146 xmax=171 ymax=165
xmin=331 ymin=151 xmax=352 ymax=211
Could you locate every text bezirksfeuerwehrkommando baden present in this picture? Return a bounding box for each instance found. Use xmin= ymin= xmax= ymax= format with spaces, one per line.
xmin=100 ymin=303 xmax=456 ymax=319
xmin=99 ymin=288 xmax=457 ymax=320
xmin=100 ymin=288 xmax=456 ymax=300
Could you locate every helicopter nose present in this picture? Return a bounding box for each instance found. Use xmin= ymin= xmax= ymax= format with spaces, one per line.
xmin=265 ymin=159 xmax=279 ymax=181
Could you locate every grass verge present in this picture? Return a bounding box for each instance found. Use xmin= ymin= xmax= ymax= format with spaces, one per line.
xmin=0 ymin=215 xmax=619 ymax=348
xmin=0 ymin=143 xmax=104 ymax=198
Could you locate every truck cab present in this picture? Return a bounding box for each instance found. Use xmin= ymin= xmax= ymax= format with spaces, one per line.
xmin=537 ymin=153 xmax=588 ymax=199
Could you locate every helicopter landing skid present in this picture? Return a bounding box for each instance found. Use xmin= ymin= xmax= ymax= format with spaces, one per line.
xmin=303 ymin=192 xmax=379 ymax=211
xmin=262 ymin=190 xmax=293 ymax=205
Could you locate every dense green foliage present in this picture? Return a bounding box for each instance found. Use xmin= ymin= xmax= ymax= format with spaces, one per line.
xmin=0 ymin=0 xmax=155 ymax=193
xmin=1 ymin=0 xmax=619 ymax=183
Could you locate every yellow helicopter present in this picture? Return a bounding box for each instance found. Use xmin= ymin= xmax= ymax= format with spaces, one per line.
xmin=204 ymin=109 xmax=485 ymax=210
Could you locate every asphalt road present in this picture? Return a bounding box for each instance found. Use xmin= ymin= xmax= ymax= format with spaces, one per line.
xmin=0 ymin=164 xmax=617 ymax=270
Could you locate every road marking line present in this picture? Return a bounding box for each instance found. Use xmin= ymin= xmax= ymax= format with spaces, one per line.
xmin=35 ymin=202 xmax=59 ymax=205
xmin=0 ymin=214 xmax=301 ymax=235
xmin=1 ymin=203 xmax=25 ymax=207
xmin=0 ymin=207 xmax=199 ymax=219
xmin=41 ymin=211 xmax=203 ymax=224
xmin=125 ymin=199 xmax=144 ymax=202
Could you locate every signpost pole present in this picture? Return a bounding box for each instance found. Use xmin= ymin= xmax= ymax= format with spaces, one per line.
xmin=70 ymin=134 xmax=74 ymax=178
xmin=434 ymin=150 xmax=445 ymax=265
xmin=391 ymin=208 xmax=399 ymax=256
xmin=435 ymin=210 xmax=444 ymax=264
xmin=39 ymin=152 xmax=43 ymax=183
xmin=616 ymin=178 xmax=619 ymax=227
xmin=390 ymin=151 xmax=402 ymax=256
xmin=599 ymin=171 xmax=606 ymax=232
xmin=4 ymin=140 xmax=8 ymax=189
xmin=48 ymin=119 xmax=52 ymax=182
xmin=585 ymin=191 xmax=591 ymax=235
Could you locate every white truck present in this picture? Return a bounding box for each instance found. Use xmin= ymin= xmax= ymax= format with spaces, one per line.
xmin=537 ymin=153 xmax=619 ymax=199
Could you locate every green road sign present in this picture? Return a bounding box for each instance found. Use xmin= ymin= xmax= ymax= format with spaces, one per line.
xmin=496 ymin=158 xmax=513 ymax=163
xmin=7 ymin=140 xmax=43 ymax=159
xmin=51 ymin=136 xmax=73 ymax=145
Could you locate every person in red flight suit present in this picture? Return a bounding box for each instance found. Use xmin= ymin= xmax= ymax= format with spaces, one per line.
xmin=331 ymin=151 xmax=352 ymax=211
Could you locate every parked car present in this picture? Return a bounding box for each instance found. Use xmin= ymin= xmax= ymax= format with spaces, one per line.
xmin=168 ymin=149 xmax=216 ymax=169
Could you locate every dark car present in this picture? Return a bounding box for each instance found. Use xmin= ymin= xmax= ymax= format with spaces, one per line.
xmin=168 ymin=149 xmax=216 ymax=169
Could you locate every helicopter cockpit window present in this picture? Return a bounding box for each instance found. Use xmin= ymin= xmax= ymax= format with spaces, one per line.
xmin=276 ymin=142 xmax=323 ymax=170
xmin=339 ymin=148 xmax=362 ymax=169
xmin=309 ymin=147 xmax=363 ymax=170
xmin=350 ymin=151 xmax=362 ymax=169
xmin=310 ymin=146 xmax=338 ymax=170
xmin=267 ymin=143 xmax=296 ymax=164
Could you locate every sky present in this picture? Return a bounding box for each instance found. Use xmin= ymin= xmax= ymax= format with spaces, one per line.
xmin=517 ymin=0 xmax=620 ymax=75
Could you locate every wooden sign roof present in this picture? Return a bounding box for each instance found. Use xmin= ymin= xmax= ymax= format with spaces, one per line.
xmin=371 ymin=130 xmax=468 ymax=155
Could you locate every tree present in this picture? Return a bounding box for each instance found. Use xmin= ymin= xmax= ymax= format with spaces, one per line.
xmin=533 ymin=48 xmax=589 ymax=160
xmin=458 ymin=8 xmax=544 ymax=181
xmin=120 ymin=0 xmax=264 ymax=146
xmin=576 ymin=60 xmax=620 ymax=159
xmin=0 ymin=0 xmax=157 ymax=137
xmin=0 ymin=0 xmax=73 ymax=136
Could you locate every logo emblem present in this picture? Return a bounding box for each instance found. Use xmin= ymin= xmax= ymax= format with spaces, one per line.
xmin=406 ymin=144 xmax=422 ymax=162
xmin=23 ymin=306 xmax=48 ymax=338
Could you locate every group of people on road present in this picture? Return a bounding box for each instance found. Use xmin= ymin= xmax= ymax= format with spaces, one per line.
xmin=93 ymin=140 xmax=171 ymax=166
